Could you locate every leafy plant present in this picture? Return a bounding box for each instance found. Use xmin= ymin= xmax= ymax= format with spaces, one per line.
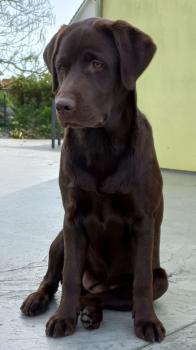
xmin=8 ymin=73 xmax=59 ymax=138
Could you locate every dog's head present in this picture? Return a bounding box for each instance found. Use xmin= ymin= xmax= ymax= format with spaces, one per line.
xmin=44 ymin=18 xmax=156 ymax=128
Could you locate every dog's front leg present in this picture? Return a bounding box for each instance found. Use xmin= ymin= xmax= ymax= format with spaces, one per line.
xmin=46 ymin=217 xmax=87 ymax=338
xmin=133 ymin=215 xmax=166 ymax=342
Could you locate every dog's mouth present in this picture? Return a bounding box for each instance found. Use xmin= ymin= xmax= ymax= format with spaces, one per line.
xmin=66 ymin=122 xmax=104 ymax=129
xmin=64 ymin=122 xmax=83 ymax=128
xmin=57 ymin=115 xmax=107 ymax=129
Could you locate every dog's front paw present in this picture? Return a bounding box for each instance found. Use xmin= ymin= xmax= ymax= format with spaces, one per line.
xmin=134 ymin=317 xmax=166 ymax=342
xmin=46 ymin=313 xmax=77 ymax=338
xmin=20 ymin=291 xmax=50 ymax=316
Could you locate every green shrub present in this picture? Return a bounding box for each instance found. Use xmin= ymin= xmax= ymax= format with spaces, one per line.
xmin=8 ymin=73 xmax=59 ymax=138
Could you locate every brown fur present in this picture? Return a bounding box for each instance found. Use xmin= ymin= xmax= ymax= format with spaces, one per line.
xmin=21 ymin=18 xmax=168 ymax=343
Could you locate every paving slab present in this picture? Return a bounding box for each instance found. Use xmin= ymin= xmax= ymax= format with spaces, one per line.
xmin=0 ymin=139 xmax=196 ymax=350
xmin=0 ymin=139 xmax=60 ymax=196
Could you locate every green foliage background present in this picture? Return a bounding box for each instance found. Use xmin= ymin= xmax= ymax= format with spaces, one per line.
xmin=8 ymin=73 xmax=53 ymax=138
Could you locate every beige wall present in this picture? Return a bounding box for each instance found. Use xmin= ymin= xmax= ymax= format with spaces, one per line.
xmin=103 ymin=0 xmax=196 ymax=171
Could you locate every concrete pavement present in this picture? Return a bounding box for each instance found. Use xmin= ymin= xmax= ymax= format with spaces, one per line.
xmin=0 ymin=139 xmax=196 ymax=350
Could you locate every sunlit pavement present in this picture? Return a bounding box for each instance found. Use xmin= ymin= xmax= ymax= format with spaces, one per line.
xmin=0 ymin=139 xmax=196 ymax=350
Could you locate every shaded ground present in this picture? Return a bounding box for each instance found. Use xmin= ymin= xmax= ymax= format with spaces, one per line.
xmin=0 ymin=139 xmax=196 ymax=350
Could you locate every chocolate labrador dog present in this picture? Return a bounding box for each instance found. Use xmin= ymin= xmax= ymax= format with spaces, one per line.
xmin=21 ymin=18 xmax=168 ymax=342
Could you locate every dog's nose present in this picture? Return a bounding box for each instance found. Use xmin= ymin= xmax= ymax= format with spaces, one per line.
xmin=55 ymin=97 xmax=76 ymax=113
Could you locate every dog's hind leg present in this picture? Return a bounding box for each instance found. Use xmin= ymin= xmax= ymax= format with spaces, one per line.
xmin=153 ymin=267 xmax=168 ymax=300
xmin=80 ymin=293 xmax=103 ymax=330
xmin=80 ymin=276 xmax=133 ymax=331
xmin=80 ymin=267 xmax=168 ymax=328
xmin=20 ymin=230 xmax=64 ymax=316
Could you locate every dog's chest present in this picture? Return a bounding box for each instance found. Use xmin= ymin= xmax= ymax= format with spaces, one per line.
xmin=77 ymin=191 xmax=135 ymax=246
xmin=78 ymin=192 xmax=136 ymax=275
xmin=72 ymin=128 xmax=125 ymax=180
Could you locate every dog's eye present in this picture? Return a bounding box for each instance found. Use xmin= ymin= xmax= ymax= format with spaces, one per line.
xmin=91 ymin=60 xmax=104 ymax=71
xmin=57 ymin=65 xmax=64 ymax=73
xmin=57 ymin=64 xmax=69 ymax=74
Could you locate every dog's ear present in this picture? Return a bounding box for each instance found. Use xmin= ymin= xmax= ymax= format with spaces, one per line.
xmin=43 ymin=25 xmax=67 ymax=94
xmin=95 ymin=19 xmax=156 ymax=90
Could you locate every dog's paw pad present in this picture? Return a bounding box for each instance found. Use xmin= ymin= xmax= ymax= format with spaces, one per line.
xmin=81 ymin=306 xmax=102 ymax=330
xmin=20 ymin=292 xmax=49 ymax=316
